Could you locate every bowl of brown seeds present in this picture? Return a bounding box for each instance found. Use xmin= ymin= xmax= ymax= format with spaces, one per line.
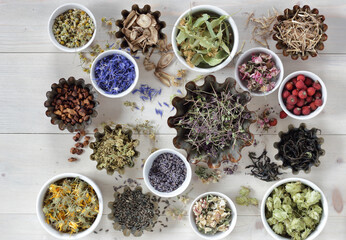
xmin=273 ymin=5 xmax=328 ymax=60
xmin=44 ymin=77 xmax=98 ymax=132
xmin=48 ymin=3 xmax=97 ymax=52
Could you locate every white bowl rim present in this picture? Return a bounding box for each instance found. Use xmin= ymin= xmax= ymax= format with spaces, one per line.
xmin=171 ymin=5 xmax=239 ymax=73
xmin=48 ymin=3 xmax=97 ymax=52
xmin=260 ymin=177 xmax=328 ymax=240
xmin=189 ymin=191 xmax=238 ymax=240
xmin=36 ymin=173 xmax=103 ymax=239
xmin=89 ymin=49 xmax=139 ymax=98
xmin=234 ymin=47 xmax=284 ymax=96
xmin=278 ymin=70 xmax=327 ymax=120
xmin=143 ymin=148 xmax=192 ymax=198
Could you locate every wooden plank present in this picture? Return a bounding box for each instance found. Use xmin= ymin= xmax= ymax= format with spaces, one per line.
xmin=0 ymin=213 xmax=345 ymax=240
xmin=0 ymin=134 xmax=345 ymax=217
xmin=0 ymin=52 xmax=345 ymax=134
xmin=0 ymin=0 xmax=344 ymax=53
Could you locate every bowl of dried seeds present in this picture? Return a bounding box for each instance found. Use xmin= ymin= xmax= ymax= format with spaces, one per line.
xmin=172 ymin=5 xmax=239 ymax=73
xmin=89 ymin=124 xmax=139 ymax=175
xmin=48 ymin=3 xmax=97 ymax=52
xmin=36 ymin=173 xmax=103 ymax=239
xmin=44 ymin=77 xmax=98 ymax=132
xmin=108 ymin=186 xmax=159 ymax=237
xmin=143 ymin=148 xmax=192 ymax=198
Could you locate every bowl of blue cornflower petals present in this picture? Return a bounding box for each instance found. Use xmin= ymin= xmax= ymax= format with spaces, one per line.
xmin=90 ymin=50 xmax=139 ymax=98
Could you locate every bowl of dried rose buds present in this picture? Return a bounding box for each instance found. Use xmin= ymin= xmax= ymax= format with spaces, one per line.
xmin=48 ymin=3 xmax=97 ymax=52
xmin=90 ymin=49 xmax=139 ymax=98
xmin=278 ymin=71 xmax=327 ymax=120
xmin=235 ymin=47 xmax=284 ymax=96
xmin=143 ymin=148 xmax=192 ymax=198
xmin=189 ymin=192 xmax=237 ymax=240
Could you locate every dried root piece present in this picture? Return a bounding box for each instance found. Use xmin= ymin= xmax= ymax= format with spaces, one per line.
xmin=154 ymin=70 xmax=174 ymax=87
xmin=157 ymin=52 xmax=174 ymax=69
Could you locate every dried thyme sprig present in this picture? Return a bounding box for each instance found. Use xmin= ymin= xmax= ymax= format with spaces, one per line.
xmin=246 ymin=149 xmax=282 ymax=182
xmin=176 ymin=86 xmax=252 ymax=160
xmin=195 ymin=165 xmax=222 ymax=184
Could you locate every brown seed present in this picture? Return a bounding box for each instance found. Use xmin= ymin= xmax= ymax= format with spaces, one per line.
xmin=68 ymin=157 xmax=77 ymax=162
xmin=84 ymin=136 xmax=91 ymax=141
xmin=70 ymin=147 xmax=77 ymax=154
xmin=76 ymin=149 xmax=84 ymax=155
xmin=80 ymin=130 xmax=86 ymax=136
xmin=75 ymin=142 xmax=84 ymax=148
xmin=73 ymin=132 xmax=81 ymax=142
xmin=83 ymin=140 xmax=89 ymax=147
xmin=93 ymin=128 xmax=98 ymax=133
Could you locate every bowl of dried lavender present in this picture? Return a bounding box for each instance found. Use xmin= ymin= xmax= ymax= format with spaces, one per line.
xmin=274 ymin=123 xmax=325 ymax=174
xmin=272 ymin=5 xmax=328 ymax=60
xmin=36 ymin=173 xmax=103 ymax=239
xmin=235 ymin=47 xmax=284 ymax=96
xmin=168 ymin=75 xmax=256 ymax=168
xmin=48 ymin=3 xmax=96 ymax=52
xmin=172 ymin=5 xmax=239 ymax=73
xmin=89 ymin=124 xmax=139 ymax=175
xmin=44 ymin=77 xmax=98 ymax=132
xmin=143 ymin=148 xmax=192 ymax=198
xmin=108 ymin=186 xmax=159 ymax=237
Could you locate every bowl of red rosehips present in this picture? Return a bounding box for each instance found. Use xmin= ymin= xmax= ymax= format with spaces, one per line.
xmin=278 ymin=71 xmax=327 ymax=120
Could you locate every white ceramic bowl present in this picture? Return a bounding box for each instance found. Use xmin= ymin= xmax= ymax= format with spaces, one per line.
xmin=261 ymin=178 xmax=328 ymax=240
xmin=143 ymin=148 xmax=192 ymax=198
xmin=189 ymin=192 xmax=237 ymax=240
xmin=235 ymin=47 xmax=284 ymax=96
xmin=90 ymin=49 xmax=139 ymax=98
xmin=36 ymin=173 xmax=103 ymax=239
xmin=171 ymin=5 xmax=239 ymax=73
xmin=48 ymin=3 xmax=97 ymax=52
xmin=278 ymin=71 xmax=327 ymax=120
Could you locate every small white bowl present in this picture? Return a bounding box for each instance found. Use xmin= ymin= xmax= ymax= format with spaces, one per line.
xmin=261 ymin=178 xmax=328 ymax=240
xmin=189 ymin=192 xmax=237 ymax=240
xmin=143 ymin=148 xmax=192 ymax=198
xmin=235 ymin=47 xmax=284 ymax=96
xmin=48 ymin=3 xmax=97 ymax=52
xmin=36 ymin=173 xmax=103 ymax=239
xmin=90 ymin=50 xmax=139 ymax=98
xmin=278 ymin=71 xmax=327 ymax=120
xmin=171 ymin=5 xmax=239 ymax=73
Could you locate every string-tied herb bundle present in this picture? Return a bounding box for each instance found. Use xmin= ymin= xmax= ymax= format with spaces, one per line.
xmin=176 ymin=86 xmax=252 ymax=160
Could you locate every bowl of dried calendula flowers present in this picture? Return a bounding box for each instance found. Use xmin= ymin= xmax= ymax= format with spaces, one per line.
xmin=36 ymin=173 xmax=103 ymax=239
xmin=89 ymin=124 xmax=139 ymax=175
xmin=44 ymin=77 xmax=98 ymax=133
xmin=48 ymin=3 xmax=97 ymax=52
xmin=172 ymin=5 xmax=239 ymax=73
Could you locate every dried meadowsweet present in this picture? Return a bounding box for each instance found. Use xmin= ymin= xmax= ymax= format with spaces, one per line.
xmin=42 ymin=177 xmax=99 ymax=234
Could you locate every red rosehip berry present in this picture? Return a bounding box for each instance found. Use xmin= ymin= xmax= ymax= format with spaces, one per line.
xmin=279 ymin=110 xmax=288 ymax=119
xmin=302 ymin=106 xmax=311 ymax=115
xmin=297 ymin=74 xmax=306 ymax=81
xmin=305 ymin=77 xmax=313 ymax=86
xmin=315 ymin=98 xmax=323 ymax=107
xmin=313 ymin=81 xmax=321 ymax=90
xmin=282 ymin=90 xmax=290 ymax=99
xmin=296 ymin=80 xmax=306 ymax=90
xmin=287 ymin=95 xmax=298 ymax=105
xmin=310 ymin=102 xmax=317 ymax=111
xmin=293 ymin=107 xmax=302 ymax=115
xmin=296 ymin=98 xmax=305 ymax=107
xmin=269 ymin=118 xmax=277 ymax=126
xmin=292 ymin=89 xmax=299 ymax=96
xmin=286 ymin=103 xmax=295 ymax=110
xmin=307 ymin=87 xmax=316 ymax=96
xmin=298 ymin=90 xmax=308 ymax=99
xmin=285 ymin=82 xmax=294 ymax=91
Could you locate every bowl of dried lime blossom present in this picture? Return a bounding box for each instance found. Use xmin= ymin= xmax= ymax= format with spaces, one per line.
xmin=89 ymin=124 xmax=139 ymax=175
xmin=48 ymin=3 xmax=96 ymax=52
xmin=189 ymin=192 xmax=237 ymax=240
xmin=36 ymin=173 xmax=103 ymax=239
xmin=172 ymin=5 xmax=239 ymax=73
xmin=261 ymin=178 xmax=328 ymax=240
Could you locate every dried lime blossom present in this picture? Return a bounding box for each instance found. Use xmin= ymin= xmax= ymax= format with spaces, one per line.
xmin=42 ymin=178 xmax=99 ymax=234
xmin=90 ymin=125 xmax=139 ymax=174
xmin=53 ymin=9 xmax=95 ymax=48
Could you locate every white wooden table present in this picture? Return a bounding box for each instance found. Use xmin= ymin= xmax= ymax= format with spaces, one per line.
xmin=0 ymin=0 xmax=345 ymax=239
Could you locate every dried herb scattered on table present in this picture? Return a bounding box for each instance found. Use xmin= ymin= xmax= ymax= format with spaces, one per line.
xmin=265 ymin=181 xmax=323 ymax=240
xmin=246 ymin=149 xmax=282 ymax=182
xmin=195 ymin=166 xmax=221 ymax=184
xmin=42 ymin=177 xmax=99 ymax=234
xmin=90 ymin=125 xmax=139 ymax=174
xmin=236 ymin=186 xmax=258 ymax=206
xmin=94 ymin=53 xmax=136 ymax=95
xmin=53 ymin=9 xmax=95 ymax=48
xmin=276 ymin=125 xmax=323 ymax=172
xmin=149 ymin=153 xmax=187 ymax=192
xmin=176 ymin=13 xmax=233 ymax=67
xmin=238 ymin=53 xmax=280 ymax=93
xmin=176 ymin=87 xmax=253 ymax=160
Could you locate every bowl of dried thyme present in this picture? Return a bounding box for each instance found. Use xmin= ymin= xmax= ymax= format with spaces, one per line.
xmin=172 ymin=5 xmax=239 ymax=73
xmin=48 ymin=3 xmax=96 ymax=52
xmin=36 ymin=173 xmax=103 ymax=239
